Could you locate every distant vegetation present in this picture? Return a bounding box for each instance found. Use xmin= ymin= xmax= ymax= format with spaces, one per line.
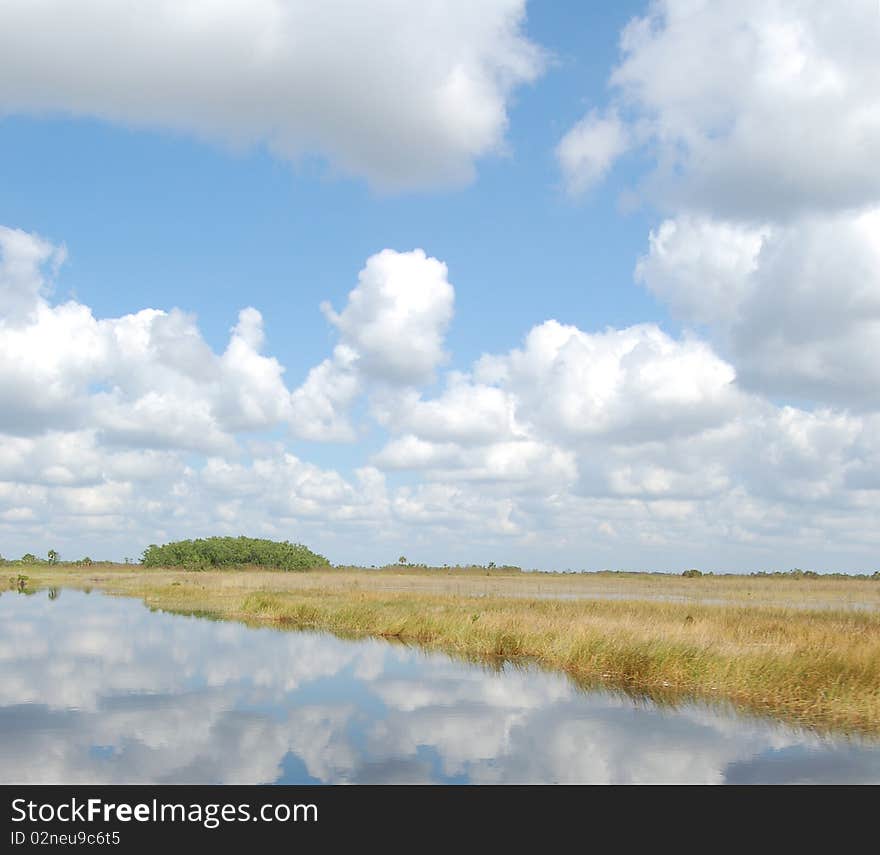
xmin=140 ymin=537 xmax=330 ymax=571
xmin=334 ymin=562 xmax=525 ymax=575
xmin=678 ymin=568 xmax=880 ymax=581
xmin=0 ymin=551 xmax=93 ymax=567
xmin=2 ymin=547 xmax=877 ymax=580
xmin=748 ymin=568 xmax=880 ymax=580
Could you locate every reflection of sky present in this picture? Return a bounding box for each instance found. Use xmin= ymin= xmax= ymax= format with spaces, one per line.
xmin=1 ymin=590 xmax=878 ymax=784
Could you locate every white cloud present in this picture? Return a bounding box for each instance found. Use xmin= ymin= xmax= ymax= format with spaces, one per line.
xmin=556 ymin=1 xmax=880 ymax=417
xmin=373 ymin=435 xmax=575 ymax=491
xmin=322 ymin=248 xmax=454 ymax=386
xmin=371 ymin=436 xmax=463 ymax=471
xmin=737 ymin=407 xmax=862 ymax=504
xmin=637 ymin=208 xmax=880 ymax=406
xmin=3 ymin=224 xmax=880 ymax=570
xmin=0 ymin=0 xmax=543 ymax=191
xmin=288 ymin=345 xmax=360 ymax=442
xmin=391 ymin=483 xmax=521 ymax=537
xmin=287 ymin=247 xmax=457 ymax=440
xmin=475 ymin=320 xmax=740 ymax=442
xmin=605 ymin=0 xmax=880 ymax=218
xmin=0 ymin=226 xmax=66 ymax=325
xmin=365 ymin=319 xmax=745 ymax=497
xmin=0 ymin=431 xmax=178 ymax=488
xmin=372 ymin=373 xmax=520 ymax=445
xmin=557 ymin=109 xmax=630 ymax=196
xmin=635 ymin=215 xmax=769 ymax=325
xmin=215 ymin=308 xmax=292 ymax=431
xmin=200 ymin=454 xmax=389 ymax=523
xmin=0 ymin=234 xmax=295 ymax=449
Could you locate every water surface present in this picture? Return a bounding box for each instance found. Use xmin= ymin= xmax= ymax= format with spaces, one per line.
xmin=1 ymin=589 xmax=878 ymax=784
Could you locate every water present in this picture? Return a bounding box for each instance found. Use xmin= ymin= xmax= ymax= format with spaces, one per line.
xmin=1 ymin=589 xmax=878 ymax=784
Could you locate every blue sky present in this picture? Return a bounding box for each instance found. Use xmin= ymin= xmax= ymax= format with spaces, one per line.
xmin=0 ymin=1 xmax=657 ymax=367
xmin=1 ymin=1 xmax=879 ymax=570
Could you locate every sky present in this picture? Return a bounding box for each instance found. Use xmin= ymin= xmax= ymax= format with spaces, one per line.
xmin=1 ymin=0 xmax=879 ymax=571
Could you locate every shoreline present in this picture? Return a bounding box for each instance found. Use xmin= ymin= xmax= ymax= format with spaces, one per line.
xmin=10 ymin=563 xmax=880 ymax=736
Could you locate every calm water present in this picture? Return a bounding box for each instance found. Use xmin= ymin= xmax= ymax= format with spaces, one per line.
xmin=1 ymin=589 xmax=878 ymax=784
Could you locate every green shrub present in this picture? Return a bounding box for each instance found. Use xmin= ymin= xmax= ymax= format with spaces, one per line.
xmin=141 ymin=536 xmax=330 ymax=572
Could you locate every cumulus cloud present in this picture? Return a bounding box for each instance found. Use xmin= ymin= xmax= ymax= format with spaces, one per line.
xmin=635 ymin=215 xmax=769 ymax=326
xmin=288 ymin=345 xmax=361 ymax=441
xmin=322 ymin=248 xmax=454 ymax=386
xmin=200 ymin=454 xmax=389 ymax=524
xmin=637 ymin=209 xmax=880 ymax=406
xmin=557 ymin=1 xmax=880 ymax=416
xmin=374 ymin=436 xmax=576 ymax=492
xmin=366 ymin=319 xmax=744 ymax=494
xmin=0 ymin=301 xmax=289 ymax=450
xmin=604 ymin=0 xmax=880 ymax=218
xmin=0 ymin=226 xmax=66 ymax=325
xmin=3 ymin=223 xmax=880 ymax=569
xmin=556 ymin=109 xmax=630 ymax=196
xmin=475 ymin=320 xmax=740 ymax=442
xmin=286 ymin=248 xmax=457 ymax=440
xmin=371 ymin=374 xmax=520 ymax=444
xmin=0 ymin=0 xmax=544 ymax=191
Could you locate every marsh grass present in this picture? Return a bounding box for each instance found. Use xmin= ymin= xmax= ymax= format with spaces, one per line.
xmin=20 ymin=563 xmax=880 ymax=735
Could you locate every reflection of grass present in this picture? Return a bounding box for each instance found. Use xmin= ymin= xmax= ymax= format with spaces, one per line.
xmin=20 ymin=564 xmax=880 ymax=735
xmin=7 ymin=574 xmax=30 ymax=593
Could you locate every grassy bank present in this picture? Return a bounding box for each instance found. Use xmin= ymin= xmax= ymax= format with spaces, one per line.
xmin=11 ymin=564 xmax=880 ymax=735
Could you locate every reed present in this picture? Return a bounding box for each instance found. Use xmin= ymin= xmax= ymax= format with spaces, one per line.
xmin=17 ymin=563 xmax=880 ymax=734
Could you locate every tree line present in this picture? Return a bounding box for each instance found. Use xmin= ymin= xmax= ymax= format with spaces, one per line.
xmin=141 ymin=536 xmax=330 ymax=571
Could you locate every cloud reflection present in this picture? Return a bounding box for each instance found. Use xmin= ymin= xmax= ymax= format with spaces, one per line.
xmin=0 ymin=590 xmax=877 ymax=784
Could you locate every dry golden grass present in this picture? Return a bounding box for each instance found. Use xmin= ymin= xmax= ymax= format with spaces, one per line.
xmin=13 ymin=563 xmax=880 ymax=735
